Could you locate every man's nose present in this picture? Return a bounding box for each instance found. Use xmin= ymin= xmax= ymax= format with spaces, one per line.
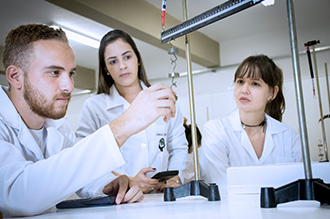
xmin=59 ymin=74 xmax=74 ymax=93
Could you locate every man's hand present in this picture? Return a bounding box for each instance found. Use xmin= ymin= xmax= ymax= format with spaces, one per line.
xmin=103 ymin=175 xmax=144 ymax=205
xmin=110 ymin=83 xmax=176 ymax=147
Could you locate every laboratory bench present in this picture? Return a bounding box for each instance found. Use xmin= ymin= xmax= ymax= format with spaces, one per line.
xmin=8 ymin=192 xmax=330 ymax=219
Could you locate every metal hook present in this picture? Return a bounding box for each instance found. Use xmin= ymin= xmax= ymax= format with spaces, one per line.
xmin=167 ymin=41 xmax=179 ymax=100
xmin=171 ymin=76 xmax=177 ymax=88
xmin=168 ymin=42 xmax=179 ymax=75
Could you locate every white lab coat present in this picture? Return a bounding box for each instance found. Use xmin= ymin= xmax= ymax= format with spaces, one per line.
xmin=75 ymin=82 xmax=188 ymax=181
xmin=0 ymin=86 xmax=125 ymax=217
xmin=199 ymin=109 xmax=302 ymax=189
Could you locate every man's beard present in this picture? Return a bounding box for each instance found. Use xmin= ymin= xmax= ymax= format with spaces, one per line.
xmin=23 ymin=76 xmax=71 ymax=120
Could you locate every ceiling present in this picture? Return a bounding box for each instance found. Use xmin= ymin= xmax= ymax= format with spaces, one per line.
xmin=0 ymin=0 xmax=329 ymax=82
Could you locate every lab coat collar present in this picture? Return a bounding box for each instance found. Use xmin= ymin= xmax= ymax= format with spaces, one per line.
xmin=229 ymin=108 xmax=287 ymax=134
xmin=0 ymin=85 xmax=66 ymax=159
xmin=260 ymin=114 xmax=289 ymax=163
xmin=229 ymin=108 xmax=288 ymax=164
xmin=228 ymin=109 xmax=258 ymax=161
xmin=0 ymin=86 xmax=22 ymax=130
xmin=105 ymin=81 xmax=147 ymax=111
xmin=230 ymin=109 xmax=243 ymax=131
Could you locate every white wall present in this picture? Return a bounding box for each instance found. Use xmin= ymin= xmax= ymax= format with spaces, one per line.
xmin=66 ymin=49 xmax=330 ymax=162
xmin=0 ymin=74 xmax=7 ymax=86
xmin=66 ymin=92 xmax=94 ymax=132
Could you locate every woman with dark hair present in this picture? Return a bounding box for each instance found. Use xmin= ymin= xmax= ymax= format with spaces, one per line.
xmin=183 ymin=118 xmax=202 ymax=183
xmin=75 ymin=29 xmax=187 ymax=194
xmin=96 ymin=29 xmax=150 ymax=95
xmin=199 ymin=54 xmax=302 ymax=189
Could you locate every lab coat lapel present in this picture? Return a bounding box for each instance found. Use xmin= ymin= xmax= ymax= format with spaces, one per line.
xmin=0 ymin=86 xmax=44 ymax=160
xmin=17 ymin=123 xmax=45 ymax=160
xmin=259 ymin=122 xmax=275 ymax=164
xmin=240 ymin=130 xmax=260 ymax=163
xmin=259 ymin=115 xmax=286 ymax=163
xmin=106 ymin=81 xmax=148 ymax=111
xmin=230 ymin=109 xmax=260 ymax=162
xmin=44 ymin=119 xmax=66 ymax=156
xmin=106 ymin=85 xmax=126 ymax=110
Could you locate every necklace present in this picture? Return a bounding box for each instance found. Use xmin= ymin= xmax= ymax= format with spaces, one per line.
xmin=241 ymin=119 xmax=266 ymax=128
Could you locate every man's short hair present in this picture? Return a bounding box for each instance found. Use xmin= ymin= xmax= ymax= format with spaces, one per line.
xmin=3 ymin=24 xmax=68 ymax=72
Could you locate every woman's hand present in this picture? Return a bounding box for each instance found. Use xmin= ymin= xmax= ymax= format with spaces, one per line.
xmin=159 ymin=175 xmax=181 ymax=192
xmin=130 ymin=167 xmax=164 ymax=194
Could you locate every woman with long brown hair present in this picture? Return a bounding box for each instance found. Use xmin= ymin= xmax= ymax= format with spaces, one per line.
xmin=76 ymin=29 xmax=187 ymax=194
xmin=199 ymin=55 xmax=302 ymax=189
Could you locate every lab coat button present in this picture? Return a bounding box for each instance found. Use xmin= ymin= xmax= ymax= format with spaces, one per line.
xmin=141 ymin=143 xmax=147 ymax=149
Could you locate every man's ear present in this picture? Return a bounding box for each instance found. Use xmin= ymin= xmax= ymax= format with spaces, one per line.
xmin=6 ymin=65 xmax=23 ymax=89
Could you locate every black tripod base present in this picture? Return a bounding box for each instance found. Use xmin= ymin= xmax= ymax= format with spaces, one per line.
xmin=261 ymin=178 xmax=330 ymax=208
xmin=164 ymin=180 xmax=221 ymax=201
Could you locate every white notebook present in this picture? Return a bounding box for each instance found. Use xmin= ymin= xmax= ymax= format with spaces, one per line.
xmin=227 ymin=162 xmax=330 ymax=194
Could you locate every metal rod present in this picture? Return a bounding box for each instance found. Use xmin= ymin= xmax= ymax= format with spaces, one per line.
xmin=325 ymin=63 xmax=330 ymax=117
xmin=313 ymin=47 xmax=329 ymax=161
xmin=325 ymin=62 xmax=330 ymax=160
xmin=287 ymin=0 xmax=313 ymax=179
xmin=182 ymin=0 xmax=200 ymax=180
xmin=324 ymin=62 xmax=330 ymax=113
xmin=206 ymin=107 xmax=209 ymax=121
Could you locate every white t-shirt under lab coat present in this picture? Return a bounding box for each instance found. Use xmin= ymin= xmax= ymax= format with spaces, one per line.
xmin=0 ymin=86 xmax=125 ymax=217
xmin=199 ymin=109 xmax=302 ymax=190
xmin=75 ymin=82 xmax=188 ymax=182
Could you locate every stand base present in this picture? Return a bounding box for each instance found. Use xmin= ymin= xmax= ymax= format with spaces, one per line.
xmin=261 ymin=178 xmax=330 ymax=208
xmin=164 ymin=180 xmax=220 ymax=201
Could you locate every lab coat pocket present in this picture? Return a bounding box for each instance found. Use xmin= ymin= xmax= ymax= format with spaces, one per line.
xmin=149 ymin=119 xmax=169 ymax=153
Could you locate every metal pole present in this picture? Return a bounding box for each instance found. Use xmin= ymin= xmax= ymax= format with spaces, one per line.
xmin=325 ymin=62 xmax=330 ymax=160
xmin=312 ymin=47 xmax=329 ymax=161
xmin=182 ymin=0 xmax=200 ymax=180
xmin=287 ymin=0 xmax=313 ymax=179
xmin=325 ymin=63 xmax=330 ymax=115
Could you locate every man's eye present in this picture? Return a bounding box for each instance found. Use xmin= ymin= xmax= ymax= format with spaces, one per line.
xmin=69 ymin=72 xmax=76 ymax=77
xmin=50 ymin=71 xmax=59 ymax=76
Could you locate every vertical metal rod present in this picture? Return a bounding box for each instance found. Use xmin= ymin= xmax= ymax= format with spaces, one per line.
xmin=313 ymin=48 xmax=329 ymax=161
xmin=206 ymin=107 xmax=209 ymax=121
xmin=325 ymin=63 xmax=330 ymax=117
xmin=287 ymin=0 xmax=313 ymax=179
xmin=325 ymin=62 xmax=330 ymax=160
xmin=182 ymin=0 xmax=200 ymax=180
